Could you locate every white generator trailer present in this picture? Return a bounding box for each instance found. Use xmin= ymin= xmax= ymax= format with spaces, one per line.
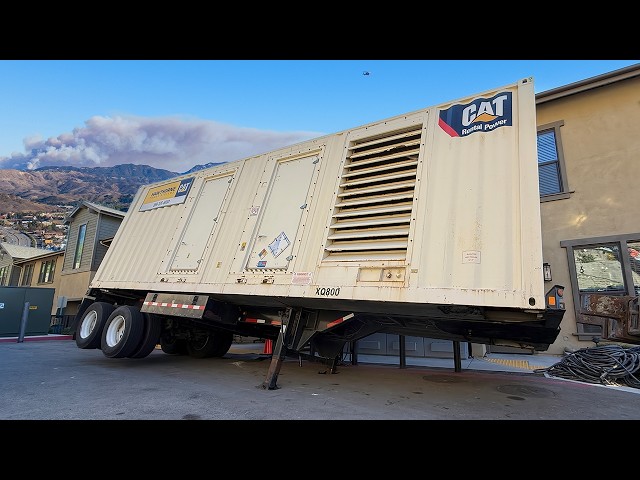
xmin=73 ymin=77 xmax=565 ymax=389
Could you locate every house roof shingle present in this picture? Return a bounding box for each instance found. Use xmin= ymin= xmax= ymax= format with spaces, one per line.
xmin=64 ymin=201 xmax=127 ymax=225
xmin=0 ymin=242 xmax=50 ymax=260
xmin=13 ymin=248 xmax=65 ymax=264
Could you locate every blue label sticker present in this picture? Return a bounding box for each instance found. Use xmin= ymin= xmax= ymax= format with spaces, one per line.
xmin=257 ymin=260 xmax=267 ymax=268
xmin=438 ymin=91 xmax=512 ymax=138
xmin=175 ymin=177 xmax=194 ymax=197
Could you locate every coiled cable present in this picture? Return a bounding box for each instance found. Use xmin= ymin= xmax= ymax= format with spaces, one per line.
xmin=534 ymin=344 xmax=640 ymax=388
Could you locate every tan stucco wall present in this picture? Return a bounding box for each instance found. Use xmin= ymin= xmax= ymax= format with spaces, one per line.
xmin=57 ymin=270 xmax=94 ymax=315
xmin=28 ymin=254 xmax=64 ymax=314
xmin=537 ymin=76 xmax=640 ymax=354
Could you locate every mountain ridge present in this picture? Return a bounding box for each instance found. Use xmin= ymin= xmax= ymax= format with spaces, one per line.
xmin=0 ymin=162 xmax=223 ymax=213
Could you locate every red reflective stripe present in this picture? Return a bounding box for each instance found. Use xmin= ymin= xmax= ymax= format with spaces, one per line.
xmin=327 ymin=318 xmax=343 ymax=328
xmin=243 ymin=318 xmax=281 ymax=326
xmin=327 ymin=313 xmax=354 ymax=329
xmin=143 ymin=301 xmax=203 ymax=310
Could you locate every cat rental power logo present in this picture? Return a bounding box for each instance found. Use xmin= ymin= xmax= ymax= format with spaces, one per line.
xmin=438 ymin=91 xmax=512 ymax=137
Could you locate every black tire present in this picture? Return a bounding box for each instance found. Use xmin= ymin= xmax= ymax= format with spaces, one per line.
xmin=101 ymin=305 xmax=144 ymax=359
xmin=71 ymin=298 xmax=92 ymax=340
xmin=75 ymin=302 xmax=115 ymax=349
xmin=186 ymin=330 xmax=234 ymax=359
xmin=160 ymin=336 xmax=188 ymax=355
xmin=127 ymin=313 xmax=162 ymax=359
xmin=209 ymin=331 xmax=234 ymax=357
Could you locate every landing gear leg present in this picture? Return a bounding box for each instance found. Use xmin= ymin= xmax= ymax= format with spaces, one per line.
xmin=260 ymin=307 xmax=301 ymax=390
xmin=329 ymin=355 xmax=340 ymax=374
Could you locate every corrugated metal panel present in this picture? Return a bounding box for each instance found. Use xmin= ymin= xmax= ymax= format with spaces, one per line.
xmin=96 ymin=194 xmax=179 ymax=282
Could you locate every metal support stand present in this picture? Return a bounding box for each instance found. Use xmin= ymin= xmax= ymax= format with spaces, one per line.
xmin=17 ymin=302 xmax=30 ymax=343
xmin=399 ymin=334 xmax=406 ymax=369
xmin=350 ymin=340 xmax=358 ymax=366
xmin=453 ymin=340 xmax=462 ymax=372
xmin=329 ymin=355 xmax=340 ymax=374
xmin=260 ymin=307 xmax=300 ymax=390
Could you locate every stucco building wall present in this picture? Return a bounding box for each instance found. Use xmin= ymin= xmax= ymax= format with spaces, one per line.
xmin=538 ymin=75 xmax=640 ymax=354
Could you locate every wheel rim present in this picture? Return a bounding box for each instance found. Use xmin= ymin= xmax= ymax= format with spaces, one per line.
xmin=80 ymin=311 xmax=98 ymax=339
xmin=104 ymin=314 xmax=126 ymax=348
xmin=191 ymin=336 xmax=210 ymax=351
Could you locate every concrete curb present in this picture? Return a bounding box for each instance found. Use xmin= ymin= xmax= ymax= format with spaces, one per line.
xmin=0 ymin=334 xmax=73 ymax=343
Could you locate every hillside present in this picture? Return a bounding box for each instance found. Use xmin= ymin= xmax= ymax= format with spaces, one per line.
xmin=0 ymin=164 xmax=180 ymax=212
xmin=0 ymin=193 xmax=64 ymax=213
xmin=0 ymin=162 xmax=226 ymax=214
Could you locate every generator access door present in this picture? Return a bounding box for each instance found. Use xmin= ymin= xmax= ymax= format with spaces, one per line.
xmin=167 ymin=173 xmax=233 ymax=272
xmin=245 ymin=153 xmax=319 ymax=271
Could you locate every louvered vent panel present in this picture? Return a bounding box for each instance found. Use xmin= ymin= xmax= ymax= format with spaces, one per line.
xmin=324 ymin=125 xmax=422 ymax=261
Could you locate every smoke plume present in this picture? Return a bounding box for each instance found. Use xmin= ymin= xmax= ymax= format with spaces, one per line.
xmin=0 ymin=115 xmax=321 ymax=173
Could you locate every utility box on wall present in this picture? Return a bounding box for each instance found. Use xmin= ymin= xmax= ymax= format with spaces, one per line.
xmin=0 ymin=287 xmax=55 ymax=337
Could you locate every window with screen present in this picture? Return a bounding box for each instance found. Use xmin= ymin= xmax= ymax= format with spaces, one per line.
xmin=20 ymin=263 xmax=34 ymax=286
xmin=537 ymin=121 xmax=570 ymax=202
xmin=38 ymin=259 xmax=56 ymax=283
xmin=73 ymin=224 xmax=87 ymax=269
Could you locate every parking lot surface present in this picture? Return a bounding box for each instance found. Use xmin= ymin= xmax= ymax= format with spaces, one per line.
xmin=2 ymin=338 xmax=640 ymax=420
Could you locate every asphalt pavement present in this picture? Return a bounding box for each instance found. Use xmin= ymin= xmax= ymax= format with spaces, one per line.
xmin=0 ymin=332 xmax=621 ymax=378
xmin=2 ymin=334 xmax=640 ymax=420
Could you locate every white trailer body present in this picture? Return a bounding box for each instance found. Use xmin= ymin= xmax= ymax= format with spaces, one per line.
xmin=74 ymin=77 xmax=565 ymax=389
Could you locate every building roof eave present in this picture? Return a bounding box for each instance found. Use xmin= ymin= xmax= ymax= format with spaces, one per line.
xmin=64 ymin=200 xmax=126 ymax=225
xmin=536 ymin=63 xmax=640 ymax=104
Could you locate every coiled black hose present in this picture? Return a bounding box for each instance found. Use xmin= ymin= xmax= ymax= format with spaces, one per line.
xmin=534 ymin=344 xmax=640 ymax=388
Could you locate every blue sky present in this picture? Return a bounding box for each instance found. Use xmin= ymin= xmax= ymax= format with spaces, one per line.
xmin=0 ymin=60 xmax=637 ymax=173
